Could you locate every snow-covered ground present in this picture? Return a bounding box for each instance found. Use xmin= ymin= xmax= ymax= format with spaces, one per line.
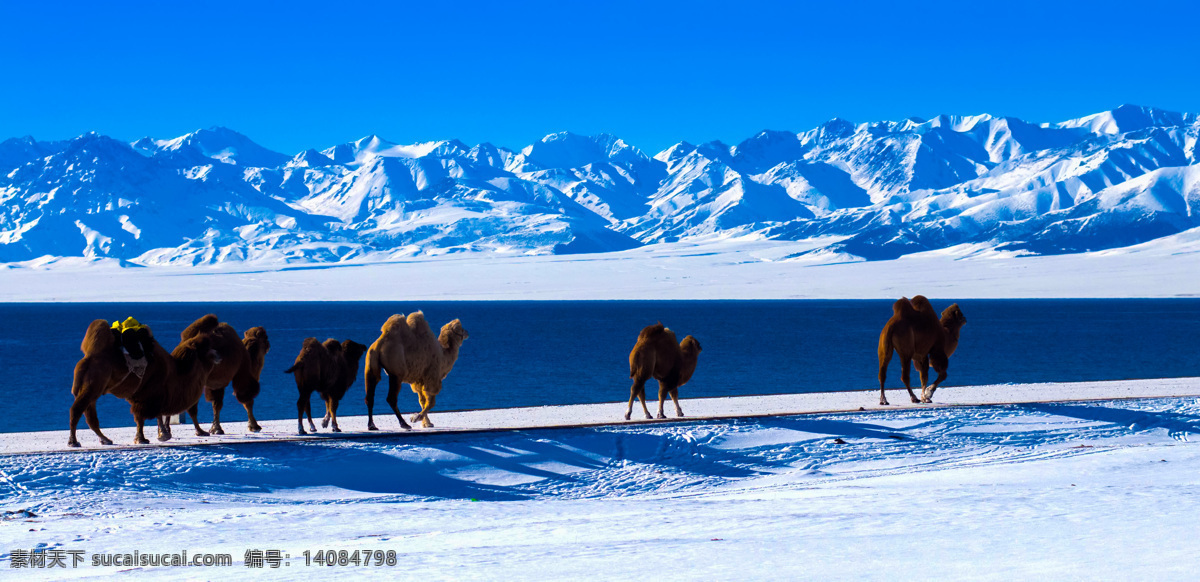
xmin=3 ymin=382 xmax=1200 ymax=579
xmin=2 ymin=237 xmax=1199 ymax=301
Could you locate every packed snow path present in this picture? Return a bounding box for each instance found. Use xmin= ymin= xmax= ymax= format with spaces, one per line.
xmin=5 ymin=378 xmax=1198 ymax=455
xmin=1 ymin=387 xmax=1198 ymax=579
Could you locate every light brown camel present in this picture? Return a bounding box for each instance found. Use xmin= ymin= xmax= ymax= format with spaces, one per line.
xmin=284 ymin=338 xmax=368 ymax=434
xmin=68 ymin=318 xmax=221 ymax=446
xmin=364 ymin=312 xmax=469 ymax=430
xmin=876 ymin=295 xmax=967 ymax=406
xmin=177 ymin=315 xmax=271 ymax=434
xmin=626 ymin=322 xmax=702 ymax=420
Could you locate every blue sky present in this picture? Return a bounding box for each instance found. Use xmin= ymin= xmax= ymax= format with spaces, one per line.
xmin=1 ymin=0 xmax=1196 ymax=155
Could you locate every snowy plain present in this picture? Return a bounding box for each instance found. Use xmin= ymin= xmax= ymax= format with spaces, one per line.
xmin=2 ymin=381 xmax=1199 ymax=579
xmin=2 ymin=235 xmax=1200 ymax=301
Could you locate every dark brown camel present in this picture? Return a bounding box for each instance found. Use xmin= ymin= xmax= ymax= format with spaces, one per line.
xmin=177 ymin=315 xmax=271 ymax=434
xmin=876 ymin=295 xmax=967 ymax=406
xmin=285 ymin=338 xmax=368 ymax=434
xmin=68 ymin=319 xmax=220 ymax=446
xmin=626 ymin=322 xmax=702 ymax=420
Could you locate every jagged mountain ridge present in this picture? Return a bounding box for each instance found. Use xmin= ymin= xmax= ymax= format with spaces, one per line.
xmin=1 ymin=104 xmax=1197 ymax=265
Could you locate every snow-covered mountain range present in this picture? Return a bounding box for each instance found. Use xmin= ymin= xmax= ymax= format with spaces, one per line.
xmin=3 ymin=104 xmax=1198 ymax=266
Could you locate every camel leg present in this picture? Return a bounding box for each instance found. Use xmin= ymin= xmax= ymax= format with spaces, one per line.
xmin=385 ymin=375 xmax=412 ymax=430
xmin=69 ymin=361 xmax=110 ymax=447
xmin=656 ymin=381 xmax=669 ymax=419
xmin=637 ymin=386 xmax=653 ymax=420
xmin=80 ymin=402 xmax=112 ymax=447
xmin=900 ymin=355 xmax=919 ymax=404
xmin=158 ymin=415 xmax=174 ymax=441
xmin=207 ymin=388 xmax=225 ymax=434
xmin=410 ymin=391 xmax=425 ymax=424
xmin=188 ymin=403 xmax=209 ymax=437
xmin=668 ymin=387 xmax=684 ymax=418
xmin=915 ymin=355 xmax=931 ymax=404
xmin=305 ymin=397 xmax=318 ymax=433
xmin=133 ymin=414 xmax=150 ymax=445
xmin=923 ymin=353 xmax=949 ymax=403
xmin=413 ymin=390 xmax=437 ymax=428
xmin=321 ymin=399 xmax=332 ymax=428
xmin=68 ymin=398 xmax=90 ymax=448
xmin=878 ymin=347 xmax=893 ymax=406
xmin=156 ymin=416 xmax=172 ymax=442
xmin=364 ymin=350 xmax=382 ymax=431
xmin=68 ymin=400 xmax=86 ymax=448
xmin=243 ymin=400 xmax=261 ymax=433
xmin=328 ymin=397 xmax=342 ymax=433
xmin=297 ymin=393 xmax=310 ymax=435
xmin=625 ymin=377 xmax=646 ymax=420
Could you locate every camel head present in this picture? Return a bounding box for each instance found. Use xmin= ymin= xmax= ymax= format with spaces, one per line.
xmin=941 ymin=303 xmax=967 ymax=330
xmin=341 ymin=340 xmax=369 ymax=364
xmin=243 ymin=326 xmax=270 ymax=354
xmin=439 ymin=319 xmax=469 ymax=349
xmin=173 ymin=335 xmax=222 ymax=377
xmin=681 ymin=335 xmax=702 ymax=356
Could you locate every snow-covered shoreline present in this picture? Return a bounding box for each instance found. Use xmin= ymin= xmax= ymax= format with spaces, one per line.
xmin=8 ymin=377 xmax=1199 ymax=456
xmin=3 ymin=239 xmax=1199 ymax=302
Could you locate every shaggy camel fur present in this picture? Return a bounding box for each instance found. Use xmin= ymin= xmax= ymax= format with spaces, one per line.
xmin=177 ymin=315 xmax=271 ymax=434
xmin=68 ymin=319 xmax=220 ymax=446
xmin=877 ymin=295 xmax=967 ymax=406
xmin=626 ymin=323 xmax=702 ymax=420
xmin=364 ymin=312 xmax=469 ymax=430
xmin=284 ymin=338 xmax=367 ymax=434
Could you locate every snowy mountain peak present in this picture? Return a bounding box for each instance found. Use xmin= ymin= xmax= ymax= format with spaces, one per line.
xmin=654 ymin=141 xmax=697 ymax=165
xmin=519 ymin=131 xmax=650 ymax=170
xmin=732 ymin=130 xmax=805 ymax=171
xmin=1056 ymin=104 xmax=1196 ymax=135
xmin=144 ymin=127 xmax=290 ymax=168
xmin=290 ymin=148 xmax=334 ymax=167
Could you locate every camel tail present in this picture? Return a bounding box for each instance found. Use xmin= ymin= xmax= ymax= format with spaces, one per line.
xmin=283 ymin=364 xmax=298 ymax=374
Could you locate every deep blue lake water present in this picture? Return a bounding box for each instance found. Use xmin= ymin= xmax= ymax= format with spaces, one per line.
xmin=2 ymin=300 xmax=1199 ymax=434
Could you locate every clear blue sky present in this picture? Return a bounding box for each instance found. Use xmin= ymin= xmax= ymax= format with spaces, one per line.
xmin=1 ymin=0 xmax=1196 ymax=155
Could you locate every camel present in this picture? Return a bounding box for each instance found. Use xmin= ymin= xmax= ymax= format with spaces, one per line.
xmin=68 ymin=318 xmax=221 ymax=447
xmin=364 ymin=312 xmax=469 ymax=430
xmin=284 ymin=337 xmax=368 ymax=434
xmin=626 ymin=322 xmax=702 ymax=420
xmin=876 ymin=295 xmax=967 ymax=406
xmin=176 ymin=315 xmax=271 ymax=434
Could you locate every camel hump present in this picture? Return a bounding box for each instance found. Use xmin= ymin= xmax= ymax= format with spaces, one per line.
xmin=893 ymin=297 xmax=915 ymax=317
xmin=638 ymin=322 xmax=666 ymax=340
xmin=380 ymin=314 xmax=408 ymax=334
xmin=322 ymin=338 xmax=344 ymax=356
xmin=910 ymin=295 xmax=934 ymax=312
xmin=406 ymin=311 xmax=432 ymax=333
xmin=81 ymin=319 xmax=117 ymax=354
xmin=181 ymin=314 xmax=220 ymax=341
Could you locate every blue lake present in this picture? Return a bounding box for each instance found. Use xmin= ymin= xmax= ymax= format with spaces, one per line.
xmin=2 ymin=300 xmax=1199 ymax=434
